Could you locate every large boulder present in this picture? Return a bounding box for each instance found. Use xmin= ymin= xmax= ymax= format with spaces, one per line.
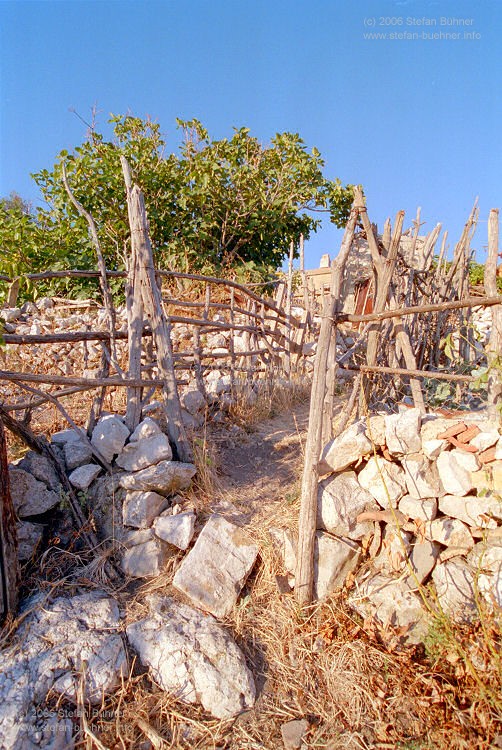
xmin=0 ymin=592 xmax=127 ymax=750
xmin=126 ymin=595 xmax=255 ymax=719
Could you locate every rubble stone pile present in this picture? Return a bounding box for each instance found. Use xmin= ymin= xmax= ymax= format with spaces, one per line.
xmin=273 ymin=407 xmax=502 ymax=645
xmin=4 ymin=409 xmax=259 ymax=747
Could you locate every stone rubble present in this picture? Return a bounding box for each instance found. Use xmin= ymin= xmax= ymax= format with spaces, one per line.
xmin=126 ymin=595 xmax=255 ymax=719
xmin=271 ymin=410 xmax=501 ymax=644
xmin=0 ymin=592 xmax=127 ymax=750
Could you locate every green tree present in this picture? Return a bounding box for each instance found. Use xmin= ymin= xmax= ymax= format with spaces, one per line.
xmin=1 ymin=115 xmax=354 ymax=294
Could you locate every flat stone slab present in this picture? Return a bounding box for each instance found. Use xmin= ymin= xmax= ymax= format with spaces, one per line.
xmin=317 ymin=471 xmax=377 ymax=540
xmin=439 ymin=494 xmax=501 ymax=529
xmin=121 ymin=538 xmax=172 ymax=578
xmin=153 ymin=511 xmax=196 ymax=550
xmin=64 ymin=438 xmax=93 ymax=471
xmin=314 ymin=532 xmax=361 ymax=599
xmin=119 ymin=460 xmax=196 ymax=495
xmin=173 ymin=515 xmax=258 ymax=618
xmin=398 ymin=495 xmax=437 ymax=522
xmin=429 ymin=517 xmax=474 ymax=557
xmin=116 ymin=433 xmax=173 ymax=472
xmin=432 ymin=559 xmax=477 ymax=621
xmin=126 ymin=595 xmax=255 ymax=719
xmin=401 ymin=454 xmax=441 ymax=499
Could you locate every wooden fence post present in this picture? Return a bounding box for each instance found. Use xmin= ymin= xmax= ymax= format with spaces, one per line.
xmin=486 ymin=208 xmax=501 ymax=423
xmin=295 ymin=203 xmax=359 ymax=606
xmin=121 ymin=161 xmax=193 ymax=463
xmin=0 ymin=416 xmax=19 ymax=624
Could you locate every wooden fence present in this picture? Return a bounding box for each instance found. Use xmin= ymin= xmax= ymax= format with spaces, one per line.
xmin=295 ymin=191 xmax=502 ymax=605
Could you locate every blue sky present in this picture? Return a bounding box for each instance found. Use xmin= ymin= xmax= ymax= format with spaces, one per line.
xmin=0 ymin=0 xmax=500 ymax=268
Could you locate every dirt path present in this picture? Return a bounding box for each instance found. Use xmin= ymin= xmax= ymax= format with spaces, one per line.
xmin=209 ymin=401 xmax=311 ymax=523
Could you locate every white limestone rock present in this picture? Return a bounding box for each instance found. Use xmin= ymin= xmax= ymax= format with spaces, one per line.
xmin=373 ymin=526 xmax=412 ymax=574
xmin=401 ymin=453 xmax=442 ymax=499
xmin=317 ymin=471 xmax=377 ymax=540
xmin=119 ymin=460 xmax=196 ymax=495
xmin=281 ymin=719 xmax=309 ymax=750
xmin=315 ymin=532 xmax=361 ymax=599
xmin=173 ymin=515 xmax=258 ymax=618
xmin=121 ymin=538 xmax=172 ymax=578
xmin=422 ymin=439 xmax=445 ymax=460
xmin=153 ymin=511 xmax=196 ymax=550
xmin=349 ymin=572 xmax=429 ymax=645
xmin=63 ymin=439 xmax=93 ymax=471
xmin=398 ymin=495 xmax=437 ymax=522
xmin=0 ymin=592 xmax=126 ymax=750
xmin=51 ymin=428 xmax=81 ymax=446
xmin=129 ymin=417 xmax=162 ymax=442
xmin=269 ymin=527 xmax=297 ymax=573
xmin=385 ymin=408 xmax=422 ymax=455
xmin=116 ymin=433 xmax=173 ymax=472
xmin=420 ymin=416 xmax=456 ymax=444
xmin=438 ymin=494 xmax=501 ymax=529
xmin=407 ymin=540 xmax=441 ymax=584
xmin=182 ymin=389 xmax=206 ymax=415
xmin=8 ymin=468 xmax=60 ymax=517
xmin=122 ymin=490 xmax=169 ymax=529
xmin=436 ymin=450 xmax=479 ymax=496
xmin=318 ymin=421 xmax=372 ymax=476
xmin=91 ymin=414 xmax=130 ymax=463
xmin=357 ymin=456 xmax=407 ymax=509
xmin=366 ymin=414 xmax=387 ymax=447
xmin=432 ymin=559 xmax=477 ymax=621
xmin=470 ymin=429 xmax=500 ymax=452
xmin=126 ymin=595 xmax=255 ymax=719
xmin=429 ymin=517 xmax=474 ymax=557
xmin=68 ymin=463 xmax=101 ymax=490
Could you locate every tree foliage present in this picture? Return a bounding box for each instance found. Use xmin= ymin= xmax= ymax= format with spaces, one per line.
xmin=1 ymin=115 xmax=354 ymax=296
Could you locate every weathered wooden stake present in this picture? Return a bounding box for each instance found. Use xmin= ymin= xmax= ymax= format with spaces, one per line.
xmin=485 ymin=208 xmax=502 ymax=423
xmin=0 ymin=416 xmax=19 ymax=625
xmin=295 ymin=202 xmax=359 ymax=606
xmin=121 ymin=161 xmax=192 ymax=463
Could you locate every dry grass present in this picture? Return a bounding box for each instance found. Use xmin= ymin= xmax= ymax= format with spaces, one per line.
xmin=3 ymin=357 xmax=501 ymax=748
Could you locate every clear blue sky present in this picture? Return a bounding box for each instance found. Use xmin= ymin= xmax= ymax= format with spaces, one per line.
xmin=0 ymin=0 xmax=500 ymax=268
